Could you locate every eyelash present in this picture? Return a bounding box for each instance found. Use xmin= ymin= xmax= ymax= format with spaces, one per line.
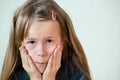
xmin=28 ymin=41 xmax=35 ymax=44
xmin=47 ymin=39 xmax=53 ymax=43
xmin=27 ymin=39 xmax=53 ymax=45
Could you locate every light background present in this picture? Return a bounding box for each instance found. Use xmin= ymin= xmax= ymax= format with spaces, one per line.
xmin=0 ymin=0 xmax=120 ymax=80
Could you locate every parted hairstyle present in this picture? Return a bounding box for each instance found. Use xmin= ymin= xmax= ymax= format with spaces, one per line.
xmin=1 ymin=0 xmax=91 ymax=80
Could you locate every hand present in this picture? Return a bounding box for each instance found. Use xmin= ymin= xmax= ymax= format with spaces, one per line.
xmin=43 ymin=45 xmax=62 ymax=80
xmin=19 ymin=44 xmax=62 ymax=80
xmin=19 ymin=44 xmax=42 ymax=80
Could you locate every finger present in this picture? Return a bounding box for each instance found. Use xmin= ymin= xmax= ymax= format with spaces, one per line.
xmin=19 ymin=44 xmax=29 ymax=69
xmin=53 ymin=46 xmax=58 ymax=66
xmin=45 ymin=44 xmax=58 ymax=69
xmin=27 ymin=55 xmax=41 ymax=73
xmin=45 ymin=54 xmax=54 ymax=72
xmin=22 ymin=42 xmax=40 ymax=73
xmin=43 ymin=45 xmax=61 ymax=79
xmin=20 ymin=44 xmax=41 ymax=78
xmin=42 ymin=54 xmax=56 ymax=80
xmin=53 ymin=45 xmax=62 ymax=68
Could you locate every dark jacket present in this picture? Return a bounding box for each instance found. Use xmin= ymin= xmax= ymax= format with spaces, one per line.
xmin=11 ymin=63 xmax=86 ymax=80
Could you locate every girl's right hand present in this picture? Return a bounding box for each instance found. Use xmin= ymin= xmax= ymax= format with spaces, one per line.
xmin=19 ymin=44 xmax=42 ymax=80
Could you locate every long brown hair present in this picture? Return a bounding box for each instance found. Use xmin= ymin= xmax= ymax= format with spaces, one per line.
xmin=1 ymin=0 xmax=91 ymax=80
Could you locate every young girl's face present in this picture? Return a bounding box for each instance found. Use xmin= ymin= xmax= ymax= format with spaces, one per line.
xmin=23 ymin=20 xmax=62 ymax=73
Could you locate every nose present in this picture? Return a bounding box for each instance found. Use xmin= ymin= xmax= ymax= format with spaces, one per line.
xmin=35 ymin=44 xmax=46 ymax=56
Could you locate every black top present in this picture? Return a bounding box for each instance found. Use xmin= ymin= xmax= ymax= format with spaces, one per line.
xmin=11 ymin=63 xmax=86 ymax=80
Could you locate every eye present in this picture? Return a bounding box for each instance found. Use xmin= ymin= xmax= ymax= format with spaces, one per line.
xmin=28 ymin=41 xmax=35 ymax=44
xmin=46 ymin=39 xmax=53 ymax=44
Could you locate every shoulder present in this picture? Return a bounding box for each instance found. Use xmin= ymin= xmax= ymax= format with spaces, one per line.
xmin=11 ymin=66 xmax=30 ymax=80
xmin=56 ymin=62 xmax=87 ymax=80
xmin=67 ymin=62 xmax=87 ymax=80
xmin=71 ymin=68 xmax=87 ymax=80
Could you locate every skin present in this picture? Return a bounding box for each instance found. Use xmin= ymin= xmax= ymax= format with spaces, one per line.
xmin=19 ymin=20 xmax=63 ymax=80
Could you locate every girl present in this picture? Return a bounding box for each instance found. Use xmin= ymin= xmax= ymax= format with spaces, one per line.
xmin=1 ymin=0 xmax=91 ymax=80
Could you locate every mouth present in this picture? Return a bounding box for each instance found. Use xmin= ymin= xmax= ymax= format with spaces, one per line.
xmin=35 ymin=62 xmax=47 ymax=66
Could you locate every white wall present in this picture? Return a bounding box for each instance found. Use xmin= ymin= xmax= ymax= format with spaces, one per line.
xmin=0 ymin=0 xmax=120 ymax=80
xmin=0 ymin=0 xmax=26 ymax=75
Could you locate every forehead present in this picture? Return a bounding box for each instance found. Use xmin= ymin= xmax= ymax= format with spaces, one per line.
xmin=26 ymin=20 xmax=61 ymax=38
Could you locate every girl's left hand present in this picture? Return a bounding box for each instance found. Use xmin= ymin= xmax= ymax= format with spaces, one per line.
xmin=43 ymin=45 xmax=62 ymax=80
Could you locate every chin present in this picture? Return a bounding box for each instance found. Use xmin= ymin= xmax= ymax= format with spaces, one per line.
xmin=36 ymin=64 xmax=47 ymax=74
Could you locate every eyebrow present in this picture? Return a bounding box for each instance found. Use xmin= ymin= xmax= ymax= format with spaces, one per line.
xmin=24 ymin=37 xmax=37 ymax=41
xmin=46 ymin=35 xmax=56 ymax=38
xmin=25 ymin=35 xmax=56 ymax=40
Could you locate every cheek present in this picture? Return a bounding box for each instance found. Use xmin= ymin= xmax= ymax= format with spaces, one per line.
xmin=24 ymin=44 xmax=35 ymax=54
xmin=27 ymin=49 xmax=36 ymax=62
xmin=24 ymin=45 xmax=35 ymax=59
xmin=45 ymin=45 xmax=57 ymax=56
